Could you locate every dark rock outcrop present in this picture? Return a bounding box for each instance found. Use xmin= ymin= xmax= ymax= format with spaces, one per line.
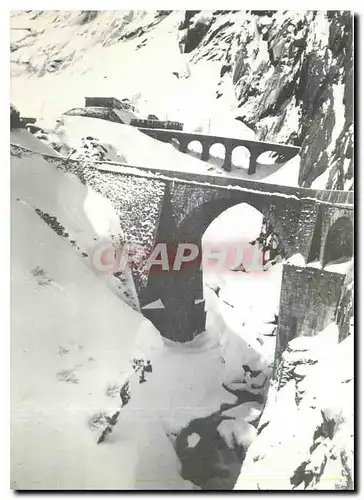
xmin=193 ymin=11 xmax=353 ymax=189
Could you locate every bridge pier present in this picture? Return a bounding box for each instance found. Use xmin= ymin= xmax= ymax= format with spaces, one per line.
xmin=142 ymin=299 xmax=206 ymax=342
xmin=222 ymin=147 xmax=233 ymax=172
xmin=179 ymin=140 xmax=189 ymax=154
xmin=201 ymin=143 xmax=210 ymax=162
xmin=141 ymin=266 xmax=207 ymax=342
xmin=248 ymin=149 xmax=259 ymax=175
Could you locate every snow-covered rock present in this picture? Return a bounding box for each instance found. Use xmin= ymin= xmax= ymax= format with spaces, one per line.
xmin=234 ymin=324 xmax=354 ymax=490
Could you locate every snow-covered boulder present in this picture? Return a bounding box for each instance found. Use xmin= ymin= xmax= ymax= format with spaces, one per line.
xmin=234 ymin=324 xmax=354 ymax=490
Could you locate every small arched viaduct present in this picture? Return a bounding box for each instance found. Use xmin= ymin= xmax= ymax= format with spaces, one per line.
xmin=138 ymin=127 xmax=301 ymax=174
xmin=25 ymin=147 xmax=353 ymax=344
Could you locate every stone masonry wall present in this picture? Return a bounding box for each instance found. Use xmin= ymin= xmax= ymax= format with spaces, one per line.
xmin=260 ymin=198 xmax=302 ymax=259
xmin=276 ymin=264 xmax=345 ymax=360
xmin=295 ymin=199 xmax=320 ymax=260
xmin=46 ymin=155 xmax=166 ymax=292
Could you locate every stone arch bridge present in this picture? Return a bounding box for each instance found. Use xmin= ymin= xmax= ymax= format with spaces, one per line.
xmin=21 ymin=146 xmax=353 ymax=343
xmin=138 ymin=127 xmax=301 ymax=174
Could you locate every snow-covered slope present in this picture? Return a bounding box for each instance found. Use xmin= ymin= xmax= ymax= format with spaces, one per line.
xmin=11 ymin=130 xmax=139 ymax=309
xmin=11 ymin=130 xmax=163 ymax=488
xmin=11 ymin=200 xmax=205 ymax=491
xmin=11 ymin=196 xmax=143 ymax=489
xmin=234 ymin=324 xmax=354 ymax=490
xmin=34 ymin=114 xmax=227 ymax=175
xmin=10 ymin=10 xmax=354 ymax=487
xmin=10 ymin=133 xmax=196 ymax=490
xmin=11 ymin=128 xmax=61 ymax=156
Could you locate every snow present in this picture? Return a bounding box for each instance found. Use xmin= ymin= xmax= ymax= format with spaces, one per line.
xmin=286 ymin=253 xmax=306 ymax=267
xmin=217 ymin=420 xmax=257 ymax=450
xmin=221 ymin=401 xmax=262 ymax=422
xmin=311 ymin=162 xmax=333 ymax=190
xmin=306 ymin=256 xmax=352 ymax=274
xmin=324 ymin=258 xmax=352 ymax=274
xmin=117 ymin=330 xmax=237 ymax=433
xmin=10 ymin=9 xmax=353 ymax=490
xmin=202 ymin=202 xmax=263 ymax=250
xmin=24 ymin=113 xmax=304 ymax=189
xmin=258 ymin=155 xmax=300 ymax=186
xmin=306 ymin=260 xmax=322 ymax=269
xmin=11 ymin=135 xmax=138 ymax=309
xmin=204 ymin=262 xmax=282 ymax=345
xmin=141 ymin=298 xmax=165 ymax=310
xmin=10 ymin=11 xmax=229 ymax=131
xmin=202 ymin=202 xmax=281 ymax=382
xmin=11 ymin=134 xmax=198 ymax=489
xmin=187 ymin=433 xmax=201 ymax=448
xmin=11 ymin=196 xmax=151 ymax=489
xmin=39 ymin=115 xmax=228 ymax=175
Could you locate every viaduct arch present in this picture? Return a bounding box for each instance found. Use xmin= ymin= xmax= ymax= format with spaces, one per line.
xmin=323 ymin=216 xmax=353 ymax=267
xmin=307 ymin=205 xmax=354 ymax=268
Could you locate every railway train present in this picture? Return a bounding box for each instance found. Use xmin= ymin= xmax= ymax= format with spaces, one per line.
xmin=130 ymin=118 xmax=184 ymax=131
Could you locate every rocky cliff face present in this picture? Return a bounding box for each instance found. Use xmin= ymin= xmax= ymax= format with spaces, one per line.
xmin=11 ymin=10 xmax=353 ymax=189
xmin=180 ymin=10 xmax=353 ymax=189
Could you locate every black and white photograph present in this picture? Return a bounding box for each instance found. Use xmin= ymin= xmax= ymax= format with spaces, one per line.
xmin=9 ymin=8 xmax=354 ymax=491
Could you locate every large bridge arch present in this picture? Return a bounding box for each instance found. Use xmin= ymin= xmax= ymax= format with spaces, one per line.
xmin=174 ymin=196 xmax=286 ymax=255
xmin=141 ymin=184 xmax=303 ymax=342
xmin=166 ymin=181 xmax=302 ymax=259
xmin=166 ymin=196 xmax=289 ymax=304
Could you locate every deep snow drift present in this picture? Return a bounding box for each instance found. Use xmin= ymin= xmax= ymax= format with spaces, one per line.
xmin=11 ymin=132 xmax=159 ymax=488
xmin=11 ymin=132 xmax=276 ymax=489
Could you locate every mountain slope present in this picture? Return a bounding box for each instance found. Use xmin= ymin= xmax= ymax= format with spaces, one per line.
xmin=10 ymin=10 xmax=353 ymax=189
